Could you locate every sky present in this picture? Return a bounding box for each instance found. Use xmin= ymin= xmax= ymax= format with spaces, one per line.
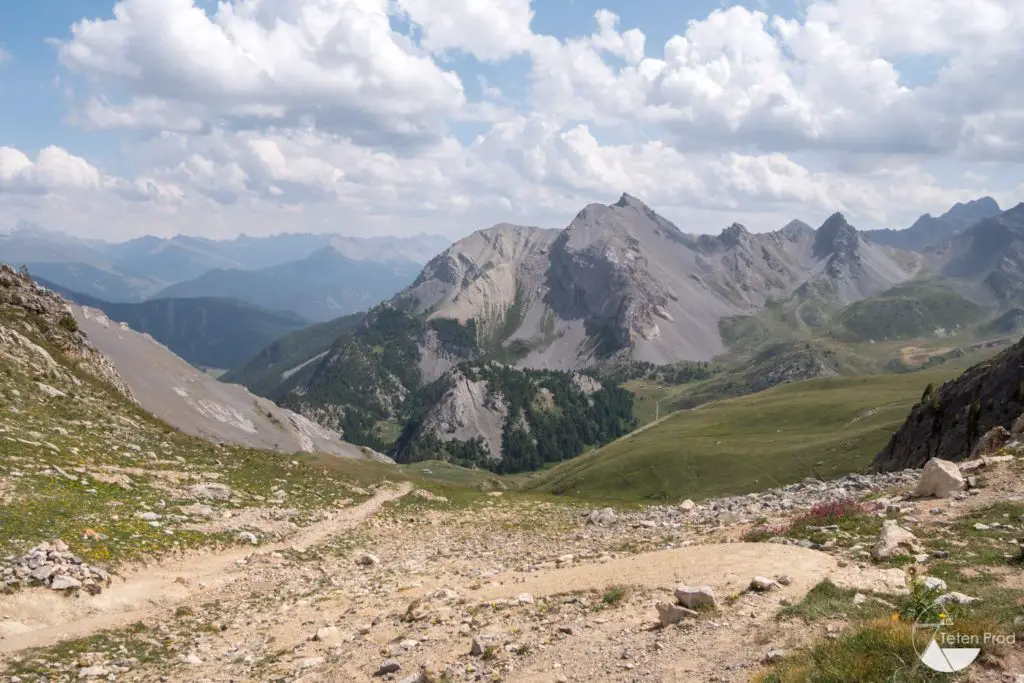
xmin=0 ymin=0 xmax=1023 ymax=241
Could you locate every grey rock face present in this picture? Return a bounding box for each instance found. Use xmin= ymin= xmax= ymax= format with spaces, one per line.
xmin=873 ymin=334 xmax=1024 ymax=471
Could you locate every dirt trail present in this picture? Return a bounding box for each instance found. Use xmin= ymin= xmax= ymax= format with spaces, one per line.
xmin=477 ymin=543 xmax=837 ymax=601
xmin=0 ymin=482 xmax=411 ymax=654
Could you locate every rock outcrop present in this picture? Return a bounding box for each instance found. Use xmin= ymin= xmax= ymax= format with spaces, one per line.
xmin=0 ymin=264 xmax=134 ymax=399
xmin=873 ymin=336 xmax=1024 ymax=471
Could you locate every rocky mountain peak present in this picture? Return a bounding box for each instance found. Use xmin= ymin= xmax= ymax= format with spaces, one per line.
xmin=719 ymin=223 xmax=751 ymax=248
xmin=813 ymin=212 xmax=859 ymax=260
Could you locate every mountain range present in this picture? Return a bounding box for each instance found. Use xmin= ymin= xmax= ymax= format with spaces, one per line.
xmin=0 ymin=224 xmax=448 ymax=310
xmin=225 ymin=193 xmax=1023 ymax=470
xmin=862 ymin=196 xmax=1002 ymax=251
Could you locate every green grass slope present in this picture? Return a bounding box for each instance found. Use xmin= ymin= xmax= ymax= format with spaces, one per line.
xmin=221 ymin=312 xmax=365 ymax=395
xmin=529 ymin=368 xmax=966 ymax=504
xmin=833 ymin=281 xmax=985 ymax=342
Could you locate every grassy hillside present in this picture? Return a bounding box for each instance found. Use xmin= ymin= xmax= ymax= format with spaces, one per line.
xmin=529 ymin=367 xmax=967 ymax=504
xmin=833 ymin=281 xmax=985 ymax=342
xmin=222 ymin=312 xmax=365 ymax=394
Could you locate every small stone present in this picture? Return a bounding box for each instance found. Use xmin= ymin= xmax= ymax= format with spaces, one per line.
xmin=50 ymin=575 xmax=82 ymax=591
xmin=236 ymin=531 xmax=258 ymax=545
xmin=764 ymin=649 xmax=787 ymax=664
xmin=776 ymin=575 xmax=792 ymax=586
xmin=750 ymin=576 xmax=780 ymax=592
xmin=517 ymin=592 xmax=535 ymax=605
xmin=297 ymin=657 xmax=325 ymax=670
xmin=853 ymin=593 xmax=867 ymax=605
xmin=680 ymin=499 xmax=696 ymax=512
xmin=973 ymin=523 xmax=991 ymax=531
xmin=656 ymin=601 xmax=697 ymax=626
xmin=355 ymin=552 xmax=380 ymax=567
xmin=674 ymin=585 xmax=717 ymax=610
xmin=922 ymin=577 xmax=947 ymax=592
xmin=375 ymin=659 xmax=402 ymax=676
xmin=183 ymin=654 xmax=204 ymax=666
xmin=871 ymin=520 xmax=920 ymax=560
xmin=588 ymin=507 xmax=618 ymax=526
xmin=314 ymin=626 xmax=341 ymax=644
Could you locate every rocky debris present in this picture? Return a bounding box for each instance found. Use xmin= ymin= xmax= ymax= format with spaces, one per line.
xmin=971 ymin=426 xmax=1012 ymax=459
xmin=764 ymin=649 xmax=788 ymax=664
xmin=913 ymin=458 xmax=965 ymax=498
xmin=187 ymin=482 xmax=233 ymax=501
xmin=626 ymin=470 xmax=920 ymax=529
xmin=1 ymin=540 xmax=110 ymax=593
xmin=749 ymin=576 xmax=780 ymax=592
xmin=588 ymin=507 xmax=618 ymax=526
xmin=871 ymin=520 xmax=921 ymax=560
xmin=656 ymin=602 xmax=698 ymax=626
xmin=674 ymin=585 xmax=717 ymax=610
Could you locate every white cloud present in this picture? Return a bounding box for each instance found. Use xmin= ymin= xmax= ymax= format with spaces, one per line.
xmin=2 ymin=0 xmax=1021 ymax=240
xmin=397 ymin=0 xmax=536 ymax=61
xmin=0 ymin=47 xmax=10 ymax=65
xmin=59 ymin=0 xmax=466 ymax=146
xmin=0 ymin=146 xmax=103 ymax=193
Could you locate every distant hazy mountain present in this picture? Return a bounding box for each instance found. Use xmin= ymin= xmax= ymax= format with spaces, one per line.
xmin=932 ymin=202 xmax=1024 ymax=303
xmin=20 ymin=262 xmax=164 ymax=302
xmin=39 ymin=278 xmax=309 ymax=370
xmin=864 ymin=197 xmax=1001 ymax=251
xmin=153 ymin=246 xmax=422 ymax=322
xmin=0 ymin=224 xmax=450 ymax=307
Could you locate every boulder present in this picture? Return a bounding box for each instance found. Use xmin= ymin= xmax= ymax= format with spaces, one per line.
xmin=674 ymin=585 xmax=717 ymax=610
xmin=913 ymin=459 xmax=964 ymax=499
xmin=871 ymin=520 xmax=920 ymax=560
xmin=679 ymin=499 xmax=696 ymax=512
xmin=656 ymin=602 xmax=697 ymax=626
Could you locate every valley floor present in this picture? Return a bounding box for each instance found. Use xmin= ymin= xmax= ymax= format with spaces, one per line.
xmin=2 ymin=450 xmax=1023 ymax=682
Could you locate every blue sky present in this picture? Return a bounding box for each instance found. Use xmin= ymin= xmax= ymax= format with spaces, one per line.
xmin=0 ymin=0 xmax=1021 ymax=240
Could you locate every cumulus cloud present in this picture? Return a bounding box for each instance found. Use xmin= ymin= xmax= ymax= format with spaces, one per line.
xmin=2 ymin=0 xmax=1021 ymax=239
xmin=59 ymin=0 xmax=466 ymax=146
xmin=396 ymin=0 xmax=536 ymax=61
xmin=0 ymin=146 xmax=103 ymax=194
